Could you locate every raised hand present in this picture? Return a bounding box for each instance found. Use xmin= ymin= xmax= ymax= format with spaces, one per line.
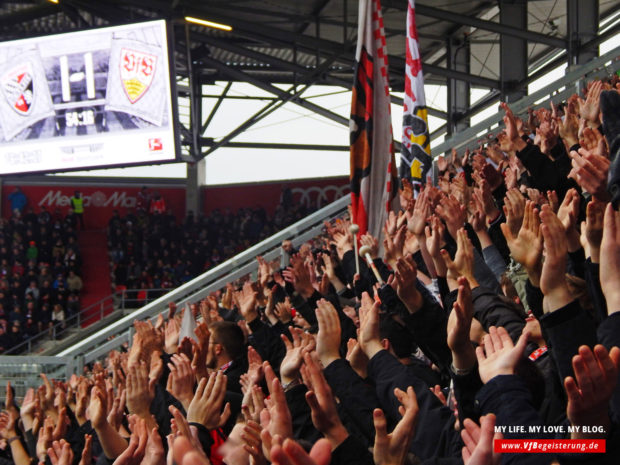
xmin=274 ymin=299 xmax=293 ymax=325
xmin=283 ymin=255 xmax=315 ymax=299
xmin=461 ymin=414 xmax=502 ymax=465
xmin=468 ymin=194 xmax=487 ymax=233
xmin=564 ymin=345 xmax=620 ymax=439
xmin=437 ymin=195 xmax=467 ymax=240
xmin=167 ymin=353 xmax=196 ymax=410
xmin=424 ymin=215 xmax=447 ymax=277
xmin=281 ymin=326 xmax=315 ymax=384
xmin=257 ymin=255 xmax=272 ymax=289
xmin=169 ymin=405 xmax=204 ymax=455
xmin=501 ymin=200 xmax=543 ymax=286
xmin=447 ymin=277 xmax=477 ymax=371
xmin=191 ymin=322 xmax=210 ymax=381
xmin=39 ymin=374 xmax=56 ymax=419
xmin=557 ymin=102 xmax=579 ymax=147
xmin=235 ymin=281 xmax=259 ymax=322
xmin=476 ymin=326 xmax=529 ymax=384
xmin=503 ymin=188 xmax=525 ymax=238
xmin=301 ymin=353 xmax=349 ymax=449
xmin=500 ymin=102 xmax=526 ymax=152
xmin=48 ymin=440 xmax=74 ymax=465
xmin=0 ymin=409 xmax=18 ymax=440
xmin=580 ymin=198 xmax=605 ymax=262
xmin=260 ymin=362 xmax=293 ymax=461
xmin=390 ymin=255 xmax=423 ymax=313
xmin=360 ymin=232 xmax=379 ymax=260
xmin=88 ymin=386 xmax=108 ymax=429
xmin=270 ymin=438 xmax=331 ymax=465
xmin=373 ymin=387 xmax=419 ymax=465
xmin=107 ymin=389 xmax=126 ymax=432
xmin=20 ymin=387 xmax=37 ymax=431
xmin=440 ymin=228 xmax=477 ymax=287
xmin=569 ymin=146 xmax=611 ymax=201
xmin=539 ymin=205 xmax=571 ymax=311
xmin=331 ymin=231 xmax=353 ymax=261
xmin=186 ymin=371 xmax=231 ymax=430
xmin=36 ymin=416 xmax=54 ymax=462
xmin=164 ymin=319 xmax=180 ymax=355
xmin=577 ymin=80 xmax=602 ymax=125
xmin=315 ymin=299 xmax=341 ymax=368
xmin=134 ymin=320 xmax=163 ymax=361
xmin=406 ymin=189 xmax=430 ymax=237
xmin=78 ymin=434 xmax=93 ymax=465
xmin=143 ymin=427 xmax=165 ymax=465
xmin=473 ymin=180 xmax=500 ymax=224
xmin=126 ymin=361 xmax=155 ymax=420
xmin=242 ymin=384 xmax=266 ymax=424
xmin=346 ymin=338 xmax=368 ymax=379
xmin=358 ymin=292 xmax=383 ymax=359
xmin=600 ymin=204 xmax=620 ymax=312
xmin=383 ymin=225 xmax=406 ymax=268
xmin=112 ymin=415 xmax=148 ymax=465
xmin=399 ymin=178 xmax=414 ymax=207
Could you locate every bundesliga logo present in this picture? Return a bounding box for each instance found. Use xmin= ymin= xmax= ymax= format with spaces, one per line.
xmin=1 ymin=63 xmax=34 ymax=116
xmin=120 ymin=48 xmax=157 ymax=104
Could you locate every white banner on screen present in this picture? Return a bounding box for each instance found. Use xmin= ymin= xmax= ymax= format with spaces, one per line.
xmin=0 ymin=20 xmax=176 ymax=175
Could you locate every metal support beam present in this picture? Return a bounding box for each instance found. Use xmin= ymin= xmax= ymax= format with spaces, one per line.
xmin=201 ymin=82 xmax=232 ymax=134
xmin=567 ymin=0 xmax=599 ymax=68
xmin=447 ymin=36 xmax=470 ymax=135
xmin=185 ymin=24 xmax=200 ymax=158
xmin=199 ymin=45 xmax=353 ymax=158
xmin=420 ymin=63 xmax=499 ymax=89
xmin=186 ymin=5 xmax=500 ymax=89
xmin=500 ymin=0 xmax=527 ymax=102
xmin=199 ymin=55 xmax=349 ymax=126
xmin=192 ymin=33 xmax=454 ymax=118
xmin=0 ymin=4 xmax=59 ymax=27
xmin=414 ymin=3 xmax=567 ymax=49
xmin=200 ymin=140 xmax=349 ymax=151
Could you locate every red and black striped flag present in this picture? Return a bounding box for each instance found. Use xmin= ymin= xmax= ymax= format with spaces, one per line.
xmin=349 ymin=0 xmax=398 ymax=239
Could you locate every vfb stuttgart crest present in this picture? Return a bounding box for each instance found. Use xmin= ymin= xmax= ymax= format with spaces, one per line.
xmin=120 ymin=48 xmax=157 ymax=104
xmin=2 ymin=63 xmax=34 ymax=115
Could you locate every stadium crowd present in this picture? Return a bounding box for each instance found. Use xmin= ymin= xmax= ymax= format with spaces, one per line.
xmin=0 ymin=77 xmax=619 ymax=465
xmin=107 ymin=189 xmax=316 ymax=297
xmin=0 ymin=201 xmax=83 ymax=352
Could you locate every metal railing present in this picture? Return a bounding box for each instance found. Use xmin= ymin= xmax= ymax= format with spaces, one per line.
xmin=57 ymin=195 xmax=350 ymax=366
xmin=0 ymin=356 xmax=77 ymax=401
xmin=4 ymin=288 xmax=168 ymax=355
xmin=431 ymin=45 xmax=620 ymax=158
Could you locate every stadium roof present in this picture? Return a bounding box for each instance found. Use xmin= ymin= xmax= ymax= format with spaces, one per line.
xmin=1 ymin=0 xmax=617 ymax=159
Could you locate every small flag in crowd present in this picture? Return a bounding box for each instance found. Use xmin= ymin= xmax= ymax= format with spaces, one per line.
xmin=349 ymin=0 xmax=398 ymax=240
xmin=400 ymin=0 xmax=432 ymax=185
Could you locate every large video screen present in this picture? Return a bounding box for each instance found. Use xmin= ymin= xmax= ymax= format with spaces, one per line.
xmin=0 ymin=20 xmax=178 ymax=175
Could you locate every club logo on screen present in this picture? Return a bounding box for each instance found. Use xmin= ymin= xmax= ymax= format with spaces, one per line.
xmin=120 ymin=48 xmax=157 ymax=104
xmin=1 ymin=63 xmax=34 ymax=115
xmin=148 ymin=138 xmax=162 ymax=151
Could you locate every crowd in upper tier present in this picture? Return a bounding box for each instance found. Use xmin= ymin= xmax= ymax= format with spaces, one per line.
xmin=107 ymin=188 xmax=317 ymax=300
xmin=1 ymin=76 xmax=620 ymax=465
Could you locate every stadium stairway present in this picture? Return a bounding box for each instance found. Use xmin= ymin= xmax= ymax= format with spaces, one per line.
xmin=78 ymin=228 xmax=111 ymax=324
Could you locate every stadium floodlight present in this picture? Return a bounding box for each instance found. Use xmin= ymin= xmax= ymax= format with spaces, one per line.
xmin=184 ymin=16 xmax=232 ymax=31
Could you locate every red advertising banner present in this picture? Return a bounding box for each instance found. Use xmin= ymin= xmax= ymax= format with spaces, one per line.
xmin=203 ymin=177 xmax=349 ymax=216
xmin=2 ymin=184 xmax=186 ymax=229
xmin=2 ymin=176 xmax=350 ymax=228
